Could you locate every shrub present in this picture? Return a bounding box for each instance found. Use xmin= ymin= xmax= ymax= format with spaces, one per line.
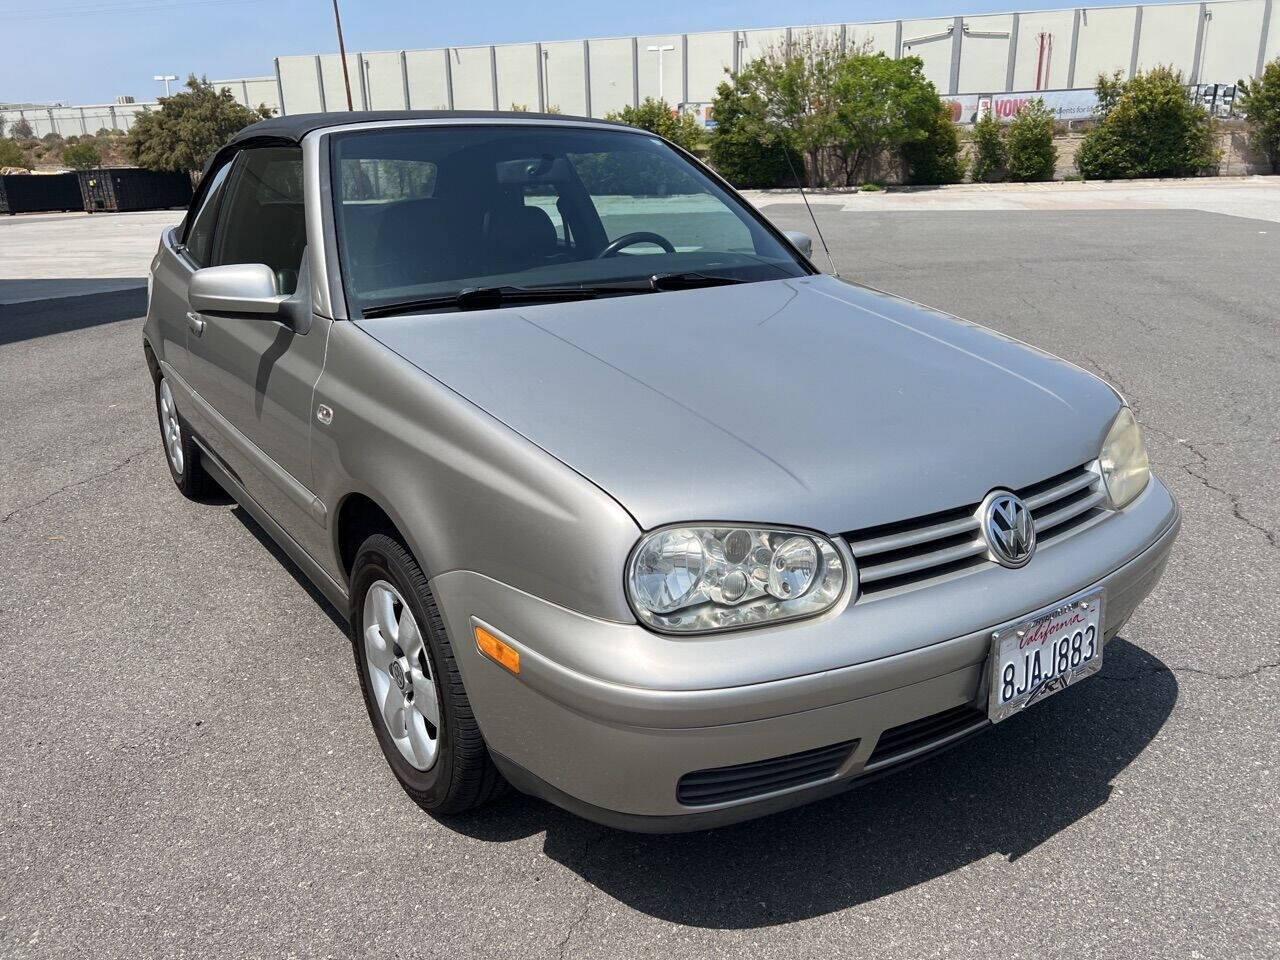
xmin=62 ymin=143 xmax=102 ymax=170
xmin=127 ymin=75 xmax=272 ymax=173
xmin=1005 ymin=98 xmax=1057 ymax=181
xmin=9 ymin=118 xmax=34 ymax=140
xmin=1076 ymin=67 xmax=1218 ymax=179
xmin=0 ymin=138 xmax=29 ymax=169
xmin=606 ymin=97 xmax=703 ymax=152
xmin=969 ymin=109 xmax=1007 ymax=181
xmin=903 ymin=100 xmax=966 ymax=184
xmin=714 ymin=35 xmax=952 ymax=187
xmin=1237 ymin=57 xmax=1280 ymax=173
xmin=707 ymin=74 xmax=801 ymax=188
xmin=827 ymin=51 xmax=950 ymax=185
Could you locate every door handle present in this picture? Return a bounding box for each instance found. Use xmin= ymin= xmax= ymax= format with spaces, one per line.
xmin=185 ymin=311 xmax=205 ymax=336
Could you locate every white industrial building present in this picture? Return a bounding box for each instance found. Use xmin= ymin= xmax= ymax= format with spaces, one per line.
xmin=4 ymin=0 xmax=1279 ymax=138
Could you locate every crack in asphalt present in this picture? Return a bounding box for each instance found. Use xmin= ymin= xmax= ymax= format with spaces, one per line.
xmin=1079 ymin=353 xmax=1138 ymax=410
xmin=1101 ymin=659 xmax=1280 ymax=683
xmin=0 ymin=447 xmax=152 ymax=527
xmin=555 ymin=826 xmax=612 ymax=959
xmin=1143 ymin=422 xmax=1278 ymax=551
xmin=1076 ymin=357 xmax=1277 ymax=552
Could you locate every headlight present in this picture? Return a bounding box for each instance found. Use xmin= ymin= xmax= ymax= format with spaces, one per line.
xmin=1099 ymin=406 xmax=1150 ymax=509
xmin=626 ymin=525 xmax=849 ymax=633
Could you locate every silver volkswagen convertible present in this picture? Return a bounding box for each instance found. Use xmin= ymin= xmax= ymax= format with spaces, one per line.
xmin=143 ymin=111 xmax=1180 ymax=831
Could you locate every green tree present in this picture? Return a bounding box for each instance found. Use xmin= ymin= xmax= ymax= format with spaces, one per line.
xmin=1005 ymin=99 xmax=1058 ymax=181
xmin=605 ymin=97 xmax=703 ymax=152
xmin=902 ymin=100 xmax=966 ymax=184
xmin=738 ymin=32 xmax=844 ymax=185
xmin=1076 ymin=67 xmax=1218 ymax=179
xmin=62 ymin=142 xmax=102 ymax=170
xmin=716 ymin=34 xmax=949 ymax=187
xmin=9 ymin=117 xmax=34 ymax=140
xmin=969 ymin=108 xmax=1007 ymax=181
xmin=1237 ymin=57 xmax=1280 ymax=173
xmin=827 ymin=52 xmax=946 ymax=185
xmin=0 ymin=138 xmax=29 ymax=169
xmin=127 ymin=75 xmax=272 ymax=173
xmin=707 ymin=73 xmax=801 ymax=188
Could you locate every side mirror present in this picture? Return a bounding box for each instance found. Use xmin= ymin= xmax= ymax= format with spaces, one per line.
xmin=188 ymin=263 xmax=288 ymax=318
xmin=783 ymin=230 xmax=814 ymax=258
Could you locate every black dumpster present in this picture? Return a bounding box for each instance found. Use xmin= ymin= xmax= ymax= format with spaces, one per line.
xmin=77 ymin=168 xmax=193 ymax=213
xmin=0 ymin=173 xmax=85 ymax=214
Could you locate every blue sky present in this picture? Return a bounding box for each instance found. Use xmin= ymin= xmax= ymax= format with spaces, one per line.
xmin=6 ymin=0 xmax=1159 ymax=105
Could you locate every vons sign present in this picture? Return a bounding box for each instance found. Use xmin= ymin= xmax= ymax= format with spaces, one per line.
xmin=942 ymin=88 xmax=1100 ymax=125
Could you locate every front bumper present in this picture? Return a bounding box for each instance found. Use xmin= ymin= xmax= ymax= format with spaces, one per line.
xmin=432 ymin=476 xmax=1180 ymax=832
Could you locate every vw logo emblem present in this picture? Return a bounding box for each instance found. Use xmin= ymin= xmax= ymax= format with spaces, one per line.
xmin=981 ymin=491 xmax=1036 ymax=568
xmin=388 ymin=660 xmax=407 ymax=691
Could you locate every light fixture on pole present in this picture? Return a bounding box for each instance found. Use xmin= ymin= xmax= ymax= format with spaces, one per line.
xmin=645 ymin=44 xmax=675 ymax=100
xmin=153 ymin=74 xmax=178 ymax=96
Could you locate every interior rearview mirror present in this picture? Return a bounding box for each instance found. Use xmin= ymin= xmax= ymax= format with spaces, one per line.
xmin=784 ymin=231 xmax=814 ymax=258
xmin=188 ymin=263 xmax=288 ymax=319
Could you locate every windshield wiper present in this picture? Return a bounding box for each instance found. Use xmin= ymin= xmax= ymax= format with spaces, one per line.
xmin=646 ymin=271 xmax=750 ymax=291
xmin=362 ymin=285 xmax=604 ymax=318
xmin=361 ymin=273 xmax=751 ymax=319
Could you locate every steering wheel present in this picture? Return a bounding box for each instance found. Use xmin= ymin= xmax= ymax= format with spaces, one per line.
xmin=596 ymin=231 xmax=676 ymax=258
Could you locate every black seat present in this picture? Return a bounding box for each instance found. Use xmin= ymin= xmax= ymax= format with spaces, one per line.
xmin=369 ymin=197 xmax=465 ymax=291
xmin=481 ymin=204 xmax=559 ymax=275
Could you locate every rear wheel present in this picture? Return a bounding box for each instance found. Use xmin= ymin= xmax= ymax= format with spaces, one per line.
xmin=350 ymin=533 xmax=505 ymax=815
xmin=155 ymin=375 xmax=214 ymax=500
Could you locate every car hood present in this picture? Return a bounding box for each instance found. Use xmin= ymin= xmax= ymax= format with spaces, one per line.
xmin=357 ymin=275 xmax=1121 ymax=534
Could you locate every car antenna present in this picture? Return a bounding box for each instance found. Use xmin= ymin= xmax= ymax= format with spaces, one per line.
xmin=782 ymin=149 xmax=838 ymax=277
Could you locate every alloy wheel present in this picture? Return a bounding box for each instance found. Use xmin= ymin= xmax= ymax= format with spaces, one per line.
xmin=362 ymin=579 xmax=441 ymax=771
xmin=158 ymin=378 xmax=184 ymax=474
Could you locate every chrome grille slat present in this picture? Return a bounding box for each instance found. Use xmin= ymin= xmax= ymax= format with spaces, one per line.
xmin=1023 ymin=467 xmax=1098 ymax=510
xmin=1032 ymin=487 xmax=1107 ymax=533
xmin=847 ymin=514 xmax=981 ymax=557
xmin=845 ymin=461 xmax=1106 ymax=598
xmin=857 ymin=537 xmax=988 ymax=583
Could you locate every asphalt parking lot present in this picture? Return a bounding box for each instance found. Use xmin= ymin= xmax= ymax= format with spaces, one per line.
xmin=1 ymin=182 xmax=1277 ymax=958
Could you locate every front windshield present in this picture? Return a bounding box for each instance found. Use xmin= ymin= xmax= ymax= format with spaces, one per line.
xmin=329 ymin=124 xmax=809 ymax=314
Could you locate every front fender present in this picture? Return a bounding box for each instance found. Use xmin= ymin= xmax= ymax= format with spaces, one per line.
xmin=312 ymin=320 xmax=641 ymax=623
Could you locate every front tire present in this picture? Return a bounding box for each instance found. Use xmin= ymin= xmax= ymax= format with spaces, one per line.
xmin=154 ymin=375 xmax=214 ymax=500
xmin=350 ymin=533 xmax=506 ymax=815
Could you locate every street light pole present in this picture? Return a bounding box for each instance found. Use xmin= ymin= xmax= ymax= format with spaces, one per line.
xmin=153 ymin=74 xmax=177 ymax=96
xmin=331 ymin=0 xmax=355 ymax=111
xmin=645 ymin=44 xmax=675 ymax=100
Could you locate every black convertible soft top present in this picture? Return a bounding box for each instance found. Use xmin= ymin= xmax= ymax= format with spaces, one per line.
xmin=228 ymin=109 xmax=622 ymax=147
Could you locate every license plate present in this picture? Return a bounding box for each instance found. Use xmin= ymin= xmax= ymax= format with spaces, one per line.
xmin=987 ymin=591 xmax=1104 ymax=723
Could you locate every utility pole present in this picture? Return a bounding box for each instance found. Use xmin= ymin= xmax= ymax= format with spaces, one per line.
xmin=331 ymin=0 xmax=354 ymax=111
xmin=646 ymin=44 xmax=675 ymax=100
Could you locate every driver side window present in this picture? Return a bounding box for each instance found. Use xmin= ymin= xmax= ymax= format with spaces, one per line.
xmin=212 ymin=147 xmax=307 ymax=294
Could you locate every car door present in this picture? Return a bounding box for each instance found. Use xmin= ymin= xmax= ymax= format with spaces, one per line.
xmin=183 ymin=145 xmax=331 ymax=546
